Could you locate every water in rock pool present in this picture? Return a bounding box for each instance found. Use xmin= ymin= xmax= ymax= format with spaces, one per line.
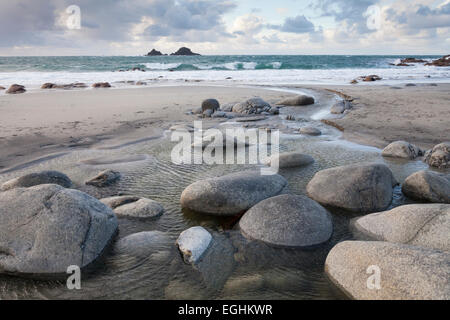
xmin=0 ymin=90 xmax=433 ymax=300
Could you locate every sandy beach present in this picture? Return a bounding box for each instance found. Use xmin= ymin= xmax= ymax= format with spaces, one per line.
xmin=1 ymin=83 xmax=449 ymax=172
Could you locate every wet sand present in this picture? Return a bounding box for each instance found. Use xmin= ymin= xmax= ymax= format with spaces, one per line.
xmin=1 ymin=83 xmax=449 ymax=172
xmin=0 ymin=86 xmax=292 ymax=171
xmin=306 ymin=83 xmax=450 ymax=149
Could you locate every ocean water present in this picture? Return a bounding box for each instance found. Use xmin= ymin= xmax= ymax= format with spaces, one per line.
xmin=0 ymin=55 xmax=449 ymax=89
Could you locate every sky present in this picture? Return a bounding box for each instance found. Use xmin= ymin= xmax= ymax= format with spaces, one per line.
xmin=0 ymin=0 xmax=449 ymax=56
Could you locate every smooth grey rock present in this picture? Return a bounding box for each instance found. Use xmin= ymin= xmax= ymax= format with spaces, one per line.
xmin=265 ymin=152 xmax=314 ymax=169
xmin=330 ymin=101 xmax=345 ymax=114
xmin=101 ymin=195 xmax=140 ymax=208
xmin=113 ymin=198 xmax=164 ymax=219
xmin=180 ymin=171 xmax=288 ymax=216
xmin=382 ymin=141 xmax=423 ymax=160
xmin=85 ymin=169 xmax=121 ymax=187
xmin=352 ymin=204 xmax=450 ymax=251
xmin=307 ymin=163 xmax=397 ymax=213
xmin=115 ymin=231 xmax=173 ymax=259
xmin=221 ymin=103 xmax=234 ymax=112
xmin=201 ymin=99 xmax=220 ymax=112
xmin=1 ymin=171 xmax=72 ymax=191
xmin=300 ymin=127 xmax=322 ymax=136
xmin=176 ymin=227 xmax=212 ymax=264
xmin=232 ymin=98 xmax=272 ymax=114
xmin=0 ymin=184 xmax=118 ymax=277
xmin=325 ymin=241 xmax=450 ymax=300
xmin=424 ymin=142 xmax=450 ymax=169
xmin=203 ymin=109 xmax=214 ymax=118
xmin=211 ymin=111 xmax=226 ymax=118
xmin=402 ymin=170 xmax=450 ymax=203
xmin=276 ymin=95 xmax=315 ymax=106
xmin=239 ymin=195 xmax=333 ymax=248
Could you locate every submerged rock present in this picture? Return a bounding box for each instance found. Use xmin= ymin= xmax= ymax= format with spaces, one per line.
xmin=424 ymin=142 xmax=450 ymax=169
xmin=176 ymin=227 xmax=213 ymax=264
xmin=351 ymin=204 xmax=450 ymax=251
xmin=307 ymin=163 xmax=397 ymax=213
xmin=85 ymin=169 xmax=121 ymax=187
xmin=201 ymin=99 xmax=220 ymax=112
xmin=6 ymin=84 xmax=26 ymax=94
xmin=325 ymin=241 xmax=450 ymax=300
xmin=0 ymin=184 xmax=118 ymax=277
xmin=402 ymin=170 xmax=450 ymax=204
xmin=101 ymin=196 xmax=164 ymax=219
xmin=1 ymin=170 xmax=72 ymax=191
xmin=276 ymin=95 xmax=315 ymax=106
xmin=382 ymin=141 xmax=423 ymax=160
xmin=180 ymin=171 xmax=287 ymax=216
xmin=299 ymin=127 xmax=322 ymax=136
xmin=239 ymin=195 xmax=333 ymax=248
xmin=330 ymin=101 xmax=345 ymax=114
xmin=115 ymin=231 xmax=173 ymax=259
xmin=265 ymin=152 xmax=314 ymax=169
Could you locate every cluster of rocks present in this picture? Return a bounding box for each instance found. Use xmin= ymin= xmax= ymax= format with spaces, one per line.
xmin=41 ymin=83 xmax=88 ymax=89
xmin=382 ymin=140 xmax=449 ymax=169
xmin=0 ymin=168 xmax=167 ymax=279
xmin=117 ymin=67 xmax=146 ymax=72
xmin=193 ymin=98 xmax=281 ymax=119
xmin=146 ymin=47 xmax=201 ymax=56
xmin=392 ymin=57 xmax=427 ymax=67
xmin=92 ymin=82 xmax=112 ymax=88
xmin=425 ymin=55 xmax=450 ymax=67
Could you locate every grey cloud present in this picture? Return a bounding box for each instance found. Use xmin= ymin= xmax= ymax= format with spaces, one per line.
xmin=268 ymin=15 xmax=317 ymax=34
xmin=387 ymin=3 xmax=450 ymax=30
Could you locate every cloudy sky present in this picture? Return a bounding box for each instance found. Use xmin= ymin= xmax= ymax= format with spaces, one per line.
xmin=0 ymin=0 xmax=449 ymax=55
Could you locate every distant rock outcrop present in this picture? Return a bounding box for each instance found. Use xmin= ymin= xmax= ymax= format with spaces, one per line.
xmin=171 ymin=47 xmax=200 ymax=56
xmin=146 ymin=49 xmax=164 ymax=56
xmin=425 ymin=55 xmax=450 ymax=67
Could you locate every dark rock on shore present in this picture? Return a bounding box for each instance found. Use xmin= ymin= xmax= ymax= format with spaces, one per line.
xmin=201 ymin=99 xmax=220 ymax=112
xmin=85 ymin=169 xmax=121 ymax=187
xmin=146 ymin=49 xmax=164 ymax=56
xmin=0 ymin=184 xmax=118 ymax=277
xmin=170 ymin=47 xmax=200 ymax=56
xmin=42 ymin=83 xmax=88 ymax=89
xmin=180 ymin=171 xmax=287 ymax=216
xmin=362 ymin=75 xmax=382 ymax=82
xmin=325 ymin=241 xmax=450 ymax=300
xmin=92 ymin=82 xmax=111 ymax=88
xmin=1 ymin=170 xmax=72 ymax=191
xmin=425 ymin=55 xmax=450 ymax=67
xmin=307 ymin=163 xmax=397 ymax=214
xmin=300 ymin=127 xmax=321 ymax=136
xmin=239 ymin=195 xmax=333 ymax=248
xmin=6 ymin=84 xmax=26 ymax=94
xmin=351 ymin=204 xmax=450 ymax=251
xmin=402 ymin=171 xmax=450 ymax=204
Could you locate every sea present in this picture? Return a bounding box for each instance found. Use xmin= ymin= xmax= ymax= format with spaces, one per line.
xmin=0 ymin=55 xmax=449 ymax=90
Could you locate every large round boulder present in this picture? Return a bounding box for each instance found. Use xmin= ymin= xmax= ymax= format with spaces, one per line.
xmin=239 ymin=195 xmax=333 ymax=248
xmin=0 ymin=184 xmax=118 ymax=278
xmin=402 ymin=170 xmax=450 ymax=203
xmin=325 ymin=241 xmax=450 ymax=300
xmin=306 ymin=163 xmax=397 ymax=213
xmin=382 ymin=141 xmax=423 ymax=160
xmin=1 ymin=171 xmax=72 ymax=191
xmin=180 ymin=171 xmax=287 ymax=216
xmin=424 ymin=142 xmax=450 ymax=169
xmin=201 ymin=99 xmax=220 ymax=112
xmin=351 ymin=204 xmax=450 ymax=251
xmin=265 ymin=153 xmax=315 ymax=169
xmin=276 ymin=95 xmax=315 ymax=106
